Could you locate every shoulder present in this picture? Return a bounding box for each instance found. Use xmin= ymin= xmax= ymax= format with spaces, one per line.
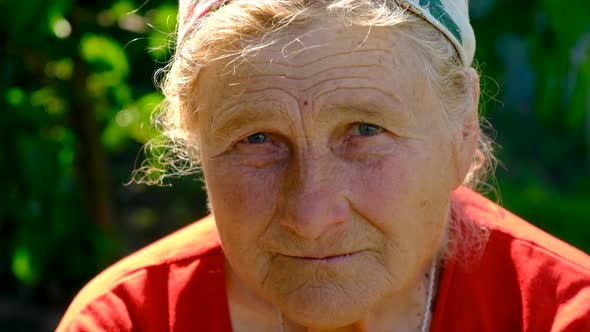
xmin=57 ymin=215 xmax=229 ymax=332
xmin=451 ymin=186 xmax=590 ymax=273
xmin=438 ymin=187 xmax=590 ymax=331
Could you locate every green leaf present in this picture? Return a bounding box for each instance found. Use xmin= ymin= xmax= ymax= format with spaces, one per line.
xmin=566 ymin=51 xmax=590 ymax=130
xmin=101 ymin=92 xmax=162 ymax=151
xmin=5 ymin=88 xmax=27 ymax=107
xmin=80 ymin=34 xmax=130 ymax=80
xmin=45 ymin=58 xmax=74 ymax=80
xmin=147 ymin=4 xmax=178 ymax=60
xmin=12 ymin=246 xmax=38 ymax=285
xmin=30 ymin=87 xmax=66 ymax=116
xmin=110 ymin=0 xmax=137 ymax=21
xmin=131 ymin=92 xmax=162 ymax=142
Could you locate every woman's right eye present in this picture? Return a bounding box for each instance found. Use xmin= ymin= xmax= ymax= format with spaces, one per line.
xmin=242 ymin=132 xmax=269 ymax=144
xmin=233 ymin=132 xmax=287 ymax=168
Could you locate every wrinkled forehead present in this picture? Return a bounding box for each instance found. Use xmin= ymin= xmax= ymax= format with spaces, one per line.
xmin=197 ymin=20 xmax=430 ymax=110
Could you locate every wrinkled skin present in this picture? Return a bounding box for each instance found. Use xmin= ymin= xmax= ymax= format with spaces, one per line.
xmin=196 ymin=19 xmax=479 ymax=331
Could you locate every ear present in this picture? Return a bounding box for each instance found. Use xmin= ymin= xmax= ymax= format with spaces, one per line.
xmin=453 ymin=68 xmax=480 ymax=188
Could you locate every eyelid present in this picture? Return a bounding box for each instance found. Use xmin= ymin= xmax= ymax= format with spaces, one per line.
xmin=241 ymin=133 xmax=283 ymax=147
xmin=350 ymin=122 xmax=384 ymax=136
xmin=235 ymin=131 xmax=288 ymax=150
xmin=357 ymin=122 xmax=382 ymax=130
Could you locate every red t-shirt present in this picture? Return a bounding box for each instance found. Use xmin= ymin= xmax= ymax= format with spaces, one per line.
xmin=57 ymin=187 xmax=590 ymax=331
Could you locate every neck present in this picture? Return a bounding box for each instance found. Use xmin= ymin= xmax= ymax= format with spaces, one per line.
xmin=226 ymin=257 xmax=440 ymax=332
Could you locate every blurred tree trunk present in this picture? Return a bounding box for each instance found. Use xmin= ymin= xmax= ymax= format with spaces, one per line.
xmin=64 ymin=0 xmax=115 ymax=232
xmin=69 ymin=46 xmax=113 ymax=232
xmin=587 ymin=92 xmax=590 ymax=174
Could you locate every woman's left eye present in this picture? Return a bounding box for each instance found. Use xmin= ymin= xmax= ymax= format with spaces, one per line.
xmin=242 ymin=132 xmax=270 ymax=144
xmin=355 ymin=123 xmax=383 ymax=137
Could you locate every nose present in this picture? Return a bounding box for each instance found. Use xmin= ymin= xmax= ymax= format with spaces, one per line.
xmin=278 ymin=156 xmax=348 ymax=240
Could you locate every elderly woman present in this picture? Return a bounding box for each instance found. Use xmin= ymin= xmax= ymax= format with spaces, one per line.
xmin=58 ymin=0 xmax=590 ymax=331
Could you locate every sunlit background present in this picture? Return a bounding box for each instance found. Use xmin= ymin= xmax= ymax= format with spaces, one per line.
xmin=1 ymin=0 xmax=589 ymax=330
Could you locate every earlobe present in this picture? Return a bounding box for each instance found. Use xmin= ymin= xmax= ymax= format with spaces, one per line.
xmin=454 ymin=68 xmax=480 ymax=188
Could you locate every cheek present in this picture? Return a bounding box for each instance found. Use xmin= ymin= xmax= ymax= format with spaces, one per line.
xmin=350 ymin=148 xmax=450 ymax=262
xmin=203 ymin=160 xmax=286 ymax=283
xmin=352 ymin=142 xmax=452 ymax=216
xmin=204 ymin=160 xmax=283 ymax=223
xmin=350 ymin=155 xmax=417 ymax=225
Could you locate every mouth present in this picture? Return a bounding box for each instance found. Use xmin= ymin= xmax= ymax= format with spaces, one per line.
xmin=282 ymin=251 xmax=363 ymax=262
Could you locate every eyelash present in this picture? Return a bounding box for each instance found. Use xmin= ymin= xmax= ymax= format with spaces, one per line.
xmin=238 ymin=123 xmax=384 ymax=147
xmin=353 ymin=123 xmax=383 ymax=137
xmin=242 ymin=132 xmax=270 ymax=144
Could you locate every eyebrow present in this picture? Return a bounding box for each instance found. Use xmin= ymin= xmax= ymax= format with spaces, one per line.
xmin=331 ymin=101 xmax=389 ymax=116
xmin=208 ymin=104 xmax=287 ymax=138
xmin=327 ymin=101 xmax=415 ymax=126
xmin=208 ymin=99 xmax=415 ymax=138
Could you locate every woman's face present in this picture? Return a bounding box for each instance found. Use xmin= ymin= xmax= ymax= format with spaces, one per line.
xmin=198 ymin=20 xmax=472 ymax=327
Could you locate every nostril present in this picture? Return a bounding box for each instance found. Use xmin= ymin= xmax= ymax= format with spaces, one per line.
xmin=279 ymin=190 xmax=348 ymax=240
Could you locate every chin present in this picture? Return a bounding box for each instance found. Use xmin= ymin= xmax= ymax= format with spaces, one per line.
xmin=266 ymin=265 xmax=391 ymax=329
xmin=280 ymin=285 xmax=374 ymax=329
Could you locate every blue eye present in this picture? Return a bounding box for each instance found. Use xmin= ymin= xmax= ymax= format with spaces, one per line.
xmin=356 ymin=123 xmax=382 ymax=136
xmin=245 ymin=132 xmax=269 ymax=144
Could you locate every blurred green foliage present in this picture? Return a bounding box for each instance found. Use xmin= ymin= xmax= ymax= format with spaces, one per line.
xmin=1 ymin=0 xmax=589 ymax=330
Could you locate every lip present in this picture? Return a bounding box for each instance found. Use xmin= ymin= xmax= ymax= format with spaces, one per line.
xmin=280 ymin=251 xmax=363 ymax=262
